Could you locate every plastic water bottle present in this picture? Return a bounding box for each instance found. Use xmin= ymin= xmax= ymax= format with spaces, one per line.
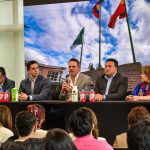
xmin=11 ymin=88 xmax=18 ymax=102
xmin=71 ymin=85 xmax=78 ymax=102
xmin=89 ymin=88 xmax=95 ymax=102
xmin=80 ymin=89 xmax=86 ymax=102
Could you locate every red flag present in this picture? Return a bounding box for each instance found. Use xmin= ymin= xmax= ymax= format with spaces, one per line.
xmin=108 ymin=0 xmax=127 ymax=28
xmin=92 ymin=0 xmax=104 ymax=19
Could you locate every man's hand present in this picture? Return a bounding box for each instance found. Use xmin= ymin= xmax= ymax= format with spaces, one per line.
xmin=19 ymin=92 xmax=28 ymax=101
xmin=126 ymin=95 xmax=134 ymax=101
xmin=95 ymin=94 xmax=104 ymax=101
xmin=61 ymin=82 xmax=72 ymax=93
xmin=126 ymin=95 xmax=140 ymax=101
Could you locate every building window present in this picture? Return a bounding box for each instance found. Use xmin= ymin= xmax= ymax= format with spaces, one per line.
xmin=47 ymin=72 xmax=59 ymax=82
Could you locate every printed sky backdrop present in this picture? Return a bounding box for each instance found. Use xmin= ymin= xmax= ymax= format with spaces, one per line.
xmin=24 ymin=0 xmax=150 ymax=72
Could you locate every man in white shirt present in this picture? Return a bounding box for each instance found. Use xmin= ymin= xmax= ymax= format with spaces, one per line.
xmin=59 ymin=58 xmax=94 ymax=101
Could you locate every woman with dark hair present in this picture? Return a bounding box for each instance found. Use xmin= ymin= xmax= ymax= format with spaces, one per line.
xmin=0 ymin=105 xmax=14 ymax=146
xmin=27 ymin=104 xmax=47 ymax=138
xmin=126 ymin=66 xmax=150 ymax=101
xmin=69 ymin=107 xmax=113 ymax=150
xmin=45 ymin=128 xmax=77 ymax=150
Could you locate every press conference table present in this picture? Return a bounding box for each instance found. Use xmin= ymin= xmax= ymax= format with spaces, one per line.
xmin=0 ymin=101 xmax=150 ymax=145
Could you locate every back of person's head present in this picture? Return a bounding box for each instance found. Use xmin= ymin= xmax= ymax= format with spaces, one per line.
xmin=27 ymin=104 xmax=45 ymax=129
xmin=127 ymin=120 xmax=150 ymax=150
xmin=45 ymin=128 xmax=77 ymax=150
xmin=0 ymin=105 xmax=12 ymax=130
xmin=128 ymin=106 xmax=150 ymax=128
xmin=0 ymin=67 xmax=6 ymax=76
xmin=105 ymin=58 xmax=118 ymax=67
xmin=69 ymin=107 xmax=98 ymax=137
xmin=26 ymin=60 xmax=39 ymax=71
xmin=142 ymin=66 xmax=150 ymax=80
xmin=15 ymin=111 xmax=37 ymax=137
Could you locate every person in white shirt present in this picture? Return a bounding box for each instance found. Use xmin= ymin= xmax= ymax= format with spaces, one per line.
xmin=59 ymin=58 xmax=94 ymax=101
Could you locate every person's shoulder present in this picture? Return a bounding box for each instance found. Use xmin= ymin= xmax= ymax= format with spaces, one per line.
xmin=116 ymin=132 xmax=127 ymax=140
xmin=115 ymin=73 xmax=127 ymax=80
xmin=38 ymin=75 xmax=49 ymax=81
xmin=6 ymin=78 xmax=15 ymax=83
xmin=80 ymin=73 xmax=92 ymax=79
xmin=0 ymin=126 xmax=13 ymax=135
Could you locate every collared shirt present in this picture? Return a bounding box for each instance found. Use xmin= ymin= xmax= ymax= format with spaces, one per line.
xmin=0 ymin=82 xmax=4 ymax=92
xmin=29 ymin=76 xmax=37 ymax=100
xmin=68 ymin=72 xmax=80 ymax=86
xmin=104 ymin=73 xmax=117 ymax=95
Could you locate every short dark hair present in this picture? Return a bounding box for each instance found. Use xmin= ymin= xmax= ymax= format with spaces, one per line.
xmin=128 ymin=106 xmax=150 ymax=127
xmin=45 ymin=128 xmax=77 ymax=150
xmin=0 ymin=67 xmax=6 ymax=76
xmin=68 ymin=58 xmax=80 ymax=68
xmin=69 ymin=107 xmax=93 ymax=137
xmin=127 ymin=120 xmax=150 ymax=150
xmin=106 ymin=58 xmax=118 ymax=67
xmin=26 ymin=60 xmax=39 ymax=71
xmin=15 ymin=111 xmax=37 ymax=137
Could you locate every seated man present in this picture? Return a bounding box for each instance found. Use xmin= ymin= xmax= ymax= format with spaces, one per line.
xmin=19 ymin=60 xmax=51 ymax=101
xmin=95 ymin=58 xmax=128 ymax=101
xmin=127 ymin=120 xmax=150 ymax=150
xmin=0 ymin=67 xmax=15 ymax=92
xmin=59 ymin=58 xmax=94 ymax=101
xmin=1 ymin=111 xmax=44 ymax=150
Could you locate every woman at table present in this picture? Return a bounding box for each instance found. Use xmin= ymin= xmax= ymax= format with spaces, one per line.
xmin=126 ymin=66 xmax=150 ymax=101
xmin=0 ymin=105 xmax=14 ymax=147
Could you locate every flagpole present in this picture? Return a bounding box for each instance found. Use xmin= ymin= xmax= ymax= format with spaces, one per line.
xmin=80 ymin=43 xmax=83 ymax=68
xmin=98 ymin=2 xmax=101 ymax=69
xmin=124 ymin=0 xmax=136 ymax=63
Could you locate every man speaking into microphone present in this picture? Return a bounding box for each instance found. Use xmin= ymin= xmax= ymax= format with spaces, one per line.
xmin=59 ymin=58 xmax=94 ymax=101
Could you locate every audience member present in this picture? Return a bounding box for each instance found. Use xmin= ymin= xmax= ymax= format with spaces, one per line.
xmin=59 ymin=58 xmax=94 ymax=101
xmin=19 ymin=60 xmax=51 ymax=101
xmin=0 ymin=105 xmax=14 ymax=147
xmin=113 ymin=106 xmax=150 ymax=148
xmin=27 ymin=104 xmax=47 ymax=138
xmin=126 ymin=66 xmax=150 ymax=101
xmin=0 ymin=67 xmax=15 ymax=92
xmin=127 ymin=120 xmax=150 ymax=150
xmin=95 ymin=58 xmax=128 ymax=101
xmin=69 ymin=107 xmax=100 ymax=141
xmin=1 ymin=111 xmax=44 ymax=150
xmin=69 ymin=107 xmax=113 ymax=150
xmin=45 ymin=128 xmax=77 ymax=150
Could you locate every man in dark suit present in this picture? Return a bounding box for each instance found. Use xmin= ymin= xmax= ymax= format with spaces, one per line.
xmin=95 ymin=58 xmax=128 ymax=101
xmin=0 ymin=67 xmax=15 ymax=92
xmin=19 ymin=60 xmax=51 ymax=101
xmin=59 ymin=58 xmax=94 ymax=101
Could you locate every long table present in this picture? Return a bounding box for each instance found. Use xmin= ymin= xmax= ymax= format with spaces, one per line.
xmin=1 ymin=101 xmax=150 ymax=145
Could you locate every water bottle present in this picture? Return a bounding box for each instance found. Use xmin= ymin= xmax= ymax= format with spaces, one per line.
xmin=80 ymin=88 xmax=86 ymax=102
xmin=89 ymin=88 xmax=95 ymax=102
xmin=71 ymin=85 xmax=78 ymax=102
xmin=11 ymin=88 xmax=18 ymax=102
